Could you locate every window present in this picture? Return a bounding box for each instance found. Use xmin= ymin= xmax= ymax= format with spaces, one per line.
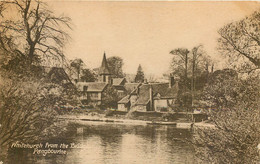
xmin=89 ymin=92 xmax=98 ymax=98
xmin=83 ymin=86 xmax=88 ymax=91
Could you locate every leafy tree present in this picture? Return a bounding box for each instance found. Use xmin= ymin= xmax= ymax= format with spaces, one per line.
xmin=80 ymin=68 xmax=96 ymax=82
xmin=199 ymin=69 xmax=238 ymax=108
xmin=0 ymin=72 xmax=55 ymax=160
xmin=170 ymin=48 xmax=190 ymax=83
xmin=102 ymin=85 xmax=119 ymax=109
xmin=70 ymin=58 xmax=84 ymax=82
xmin=134 ymin=64 xmax=145 ymax=83
xmin=194 ymin=74 xmax=260 ymax=163
xmin=218 ymin=10 xmax=260 ymax=73
xmin=107 ymin=56 xmax=124 ymax=78
xmin=194 ymin=11 xmax=260 ymax=163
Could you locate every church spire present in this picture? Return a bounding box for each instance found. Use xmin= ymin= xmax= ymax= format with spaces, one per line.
xmin=99 ymin=52 xmax=111 ymax=75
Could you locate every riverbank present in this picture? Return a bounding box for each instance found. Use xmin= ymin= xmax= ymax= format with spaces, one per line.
xmin=58 ymin=114 xmax=215 ymax=129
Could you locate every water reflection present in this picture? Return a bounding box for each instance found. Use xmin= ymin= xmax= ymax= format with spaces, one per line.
xmin=8 ymin=122 xmax=195 ymax=164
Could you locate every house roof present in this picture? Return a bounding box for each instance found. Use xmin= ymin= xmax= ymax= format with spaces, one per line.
xmin=118 ymin=95 xmax=130 ymax=104
xmin=47 ymin=67 xmax=72 ymax=84
xmin=112 ymin=78 xmax=126 ymax=86
xmin=124 ymin=83 xmax=141 ymax=94
xmin=135 ymin=83 xmax=178 ymax=105
xmin=77 ymin=82 xmax=108 ymax=92
xmin=113 ymin=85 xmax=126 ymax=91
xmin=99 ymin=52 xmax=111 ymax=75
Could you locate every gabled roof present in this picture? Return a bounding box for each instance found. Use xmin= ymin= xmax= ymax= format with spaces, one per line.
xmin=118 ymin=95 xmax=130 ymax=104
xmin=77 ymin=82 xmax=108 ymax=92
xmin=47 ymin=67 xmax=72 ymax=84
xmin=112 ymin=78 xmax=126 ymax=86
xmin=152 ymin=83 xmax=178 ymax=99
xmin=135 ymin=83 xmax=178 ymax=105
xmin=113 ymin=85 xmax=126 ymax=91
xmin=99 ymin=52 xmax=111 ymax=75
xmin=124 ymin=83 xmax=141 ymax=94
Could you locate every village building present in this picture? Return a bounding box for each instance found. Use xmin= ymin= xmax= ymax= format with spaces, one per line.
xmin=76 ymin=52 xmax=138 ymax=107
xmin=76 ymin=53 xmax=111 ymax=106
xmin=46 ymin=67 xmax=74 ymax=88
xmin=118 ymin=75 xmax=179 ymax=112
xmin=76 ymin=82 xmax=108 ymax=105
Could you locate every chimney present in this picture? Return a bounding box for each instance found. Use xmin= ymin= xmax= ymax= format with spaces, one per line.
xmin=169 ymin=73 xmax=174 ymax=88
xmin=149 ymin=85 xmax=153 ymax=111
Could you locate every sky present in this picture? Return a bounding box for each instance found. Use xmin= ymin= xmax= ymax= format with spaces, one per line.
xmin=47 ymin=1 xmax=260 ymax=76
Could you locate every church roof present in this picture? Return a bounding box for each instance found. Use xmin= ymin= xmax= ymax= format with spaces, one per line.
xmin=99 ymin=52 xmax=111 ymax=75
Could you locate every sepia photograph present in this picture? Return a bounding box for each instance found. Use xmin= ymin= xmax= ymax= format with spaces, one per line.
xmin=0 ymin=0 xmax=260 ymax=163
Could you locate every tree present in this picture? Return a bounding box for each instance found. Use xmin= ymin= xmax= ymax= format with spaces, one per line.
xmin=218 ymin=10 xmax=260 ymax=73
xmin=0 ymin=0 xmax=73 ymax=161
xmin=193 ymin=11 xmax=260 ymax=162
xmin=107 ymin=56 xmax=124 ymax=78
xmin=170 ymin=48 xmax=190 ymax=83
xmin=70 ymin=58 xmax=84 ymax=82
xmin=102 ymin=85 xmax=119 ymax=109
xmin=199 ymin=69 xmax=238 ymax=108
xmin=134 ymin=64 xmax=145 ymax=83
xmin=170 ymin=48 xmax=191 ymax=107
xmin=193 ymin=74 xmax=260 ymax=163
xmin=0 ymin=0 xmax=71 ymax=69
xmin=80 ymin=68 xmax=96 ymax=82
xmin=0 ymin=72 xmax=56 ymax=160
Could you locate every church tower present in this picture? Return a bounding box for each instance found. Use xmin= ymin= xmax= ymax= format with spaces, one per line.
xmin=99 ymin=52 xmax=111 ymax=83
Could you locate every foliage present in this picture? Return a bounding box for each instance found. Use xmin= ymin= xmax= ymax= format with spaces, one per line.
xmin=193 ymin=72 xmax=260 ymax=163
xmin=134 ymin=64 xmax=145 ymax=83
xmin=70 ymin=58 xmax=84 ymax=82
xmin=0 ymin=72 xmax=56 ymax=160
xmin=192 ymin=10 xmax=260 ymax=163
xmin=194 ymin=107 xmax=260 ymax=163
xmin=199 ymin=69 xmax=239 ymax=108
xmin=101 ymin=85 xmax=119 ymax=109
xmin=107 ymin=56 xmax=124 ymax=78
xmin=0 ymin=0 xmax=74 ymax=161
xmin=218 ymin=10 xmax=260 ymax=73
xmin=170 ymin=48 xmax=190 ymax=80
xmin=80 ymin=68 xmax=96 ymax=82
xmin=170 ymin=46 xmax=212 ymax=108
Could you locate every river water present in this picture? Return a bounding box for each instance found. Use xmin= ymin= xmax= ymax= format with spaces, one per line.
xmin=7 ymin=121 xmax=197 ymax=164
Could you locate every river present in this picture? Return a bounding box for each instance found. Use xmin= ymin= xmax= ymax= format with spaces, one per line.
xmin=7 ymin=121 xmax=197 ymax=164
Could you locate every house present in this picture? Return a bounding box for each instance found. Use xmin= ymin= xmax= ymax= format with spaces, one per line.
xmin=118 ymin=95 xmax=131 ymax=111
xmin=76 ymin=82 xmax=108 ymax=105
xmin=117 ymin=84 xmax=141 ymax=111
xmin=118 ymin=75 xmax=179 ymax=112
xmin=111 ymin=78 xmax=127 ymax=98
xmin=76 ymin=53 xmax=112 ymax=106
xmin=77 ymin=52 xmax=145 ymax=108
xmin=46 ymin=67 xmax=75 ymax=89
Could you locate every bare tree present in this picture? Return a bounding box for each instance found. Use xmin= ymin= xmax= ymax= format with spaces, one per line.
xmin=218 ymin=10 xmax=260 ymax=73
xmin=0 ymin=0 xmax=71 ymax=66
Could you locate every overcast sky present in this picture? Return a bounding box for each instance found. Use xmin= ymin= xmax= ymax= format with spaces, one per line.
xmin=47 ymin=1 xmax=260 ymax=76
